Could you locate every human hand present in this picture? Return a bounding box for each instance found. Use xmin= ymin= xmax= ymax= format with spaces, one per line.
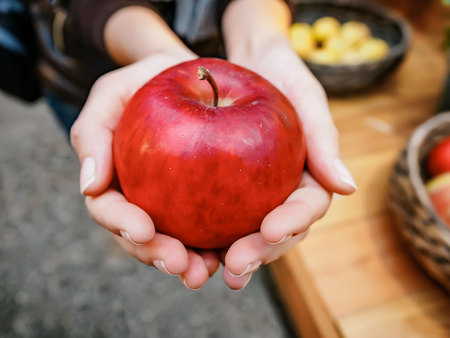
xmin=222 ymin=44 xmax=356 ymax=288
xmin=70 ymin=52 xmax=222 ymax=290
xmin=221 ymin=0 xmax=357 ymax=289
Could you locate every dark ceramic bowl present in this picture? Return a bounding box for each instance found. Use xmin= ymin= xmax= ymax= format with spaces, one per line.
xmin=292 ymin=0 xmax=411 ymax=94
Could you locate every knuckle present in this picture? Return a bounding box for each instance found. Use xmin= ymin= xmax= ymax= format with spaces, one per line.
xmin=69 ymin=120 xmax=82 ymax=149
xmin=303 ymin=77 xmax=326 ymax=100
xmin=291 ymin=192 xmax=329 ymax=226
xmin=136 ymin=250 xmax=154 ymax=266
xmin=84 ymin=197 xmax=97 ymax=222
xmin=91 ymin=73 xmax=114 ymax=92
xmin=327 ymin=125 xmax=340 ymax=145
xmin=311 ymin=79 xmax=327 ymax=99
xmin=297 ymin=199 xmax=319 ymax=222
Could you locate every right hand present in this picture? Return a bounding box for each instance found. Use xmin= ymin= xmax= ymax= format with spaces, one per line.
xmin=70 ymin=52 xmax=221 ymax=290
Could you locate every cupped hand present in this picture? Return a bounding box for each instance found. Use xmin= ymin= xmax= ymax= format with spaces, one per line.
xmin=222 ymin=40 xmax=357 ymax=290
xmin=70 ymin=52 xmax=220 ymax=290
xmin=222 ymin=172 xmax=331 ymax=289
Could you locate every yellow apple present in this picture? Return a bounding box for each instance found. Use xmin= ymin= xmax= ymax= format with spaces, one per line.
xmin=324 ymin=35 xmax=348 ymax=56
xmin=339 ymin=49 xmax=365 ymax=65
xmin=359 ymin=37 xmax=389 ymax=62
xmin=307 ymin=48 xmax=339 ymax=65
xmin=312 ymin=16 xmax=340 ymax=43
xmin=289 ymin=23 xmax=315 ymax=58
xmin=340 ymin=21 xmax=371 ymax=47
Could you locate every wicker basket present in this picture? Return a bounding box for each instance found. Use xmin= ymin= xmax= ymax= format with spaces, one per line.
xmin=292 ymin=0 xmax=411 ymax=95
xmin=389 ymin=113 xmax=450 ymax=292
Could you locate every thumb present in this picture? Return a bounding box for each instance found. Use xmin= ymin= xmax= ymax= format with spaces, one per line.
xmin=298 ymin=84 xmax=357 ymax=195
xmin=70 ymin=117 xmax=115 ymax=196
xmin=70 ymin=75 xmax=124 ymax=196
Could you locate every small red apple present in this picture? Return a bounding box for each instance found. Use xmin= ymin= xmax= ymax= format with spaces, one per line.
xmin=426 ymin=172 xmax=450 ymax=227
xmin=427 ymin=136 xmax=450 ymax=177
xmin=113 ymin=58 xmax=306 ymax=249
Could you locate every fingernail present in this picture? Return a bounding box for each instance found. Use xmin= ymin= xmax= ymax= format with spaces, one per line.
xmin=80 ymin=157 xmax=96 ymax=194
xmin=267 ymin=234 xmax=293 ymax=245
xmin=332 ymin=193 xmax=345 ymax=201
xmin=229 ymin=260 xmax=262 ymax=277
xmin=153 ymin=259 xmax=178 ymax=276
xmin=120 ymin=230 xmax=143 ymax=246
xmin=236 ymin=273 xmax=253 ymax=291
xmin=334 ymin=159 xmax=357 ymax=190
xmin=181 ymin=277 xmax=200 ymax=291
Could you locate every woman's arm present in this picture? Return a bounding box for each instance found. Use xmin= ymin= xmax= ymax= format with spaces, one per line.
xmin=223 ymin=0 xmax=291 ymax=65
xmin=104 ymin=6 xmax=196 ymax=65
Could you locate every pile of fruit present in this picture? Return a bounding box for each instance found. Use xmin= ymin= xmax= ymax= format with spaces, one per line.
xmin=425 ymin=136 xmax=450 ymax=227
xmin=289 ymin=16 xmax=389 ymax=65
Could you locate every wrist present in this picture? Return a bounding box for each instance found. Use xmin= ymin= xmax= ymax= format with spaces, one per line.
xmin=229 ymin=33 xmax=292 ymax=69
xmin=223 ymin=0 xmax=291 ymax=66
xmin=105 ymin=6 xmax=195 ymax=65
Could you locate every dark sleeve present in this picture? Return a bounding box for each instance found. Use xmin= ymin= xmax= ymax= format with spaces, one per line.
xmin=69 ymin=0 xmax=159 ymax=61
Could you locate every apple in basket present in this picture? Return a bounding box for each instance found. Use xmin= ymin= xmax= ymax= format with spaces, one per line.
xmin=426 ymin=172 xmax=450 ymax=227
xmin=427 ymin=136 xmax=450 ymax=177
xmin=113 ymin=58 xmax=306 ymax=249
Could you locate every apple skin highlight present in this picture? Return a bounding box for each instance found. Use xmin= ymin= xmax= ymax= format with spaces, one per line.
xmin=113 ymin=58 xmax=306 ymax=249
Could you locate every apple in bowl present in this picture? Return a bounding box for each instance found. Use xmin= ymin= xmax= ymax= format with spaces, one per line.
xmin=113 ymin=58 xmax=306 ymax=249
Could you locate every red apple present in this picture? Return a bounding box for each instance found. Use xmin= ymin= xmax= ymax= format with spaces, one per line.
xmin=427 ymin=136 xmax=450 ymax=177
xmin=113 ymin=58 xmax=306 ymax=249
xmin=426 ymin=172 xmax=450 ymax=227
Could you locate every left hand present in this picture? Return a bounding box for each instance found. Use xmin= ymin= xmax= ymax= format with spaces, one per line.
xmin=222 ymin=172 xmax=332 ymax=289
xmin=221 ymin=35 xmax=357 ymax=290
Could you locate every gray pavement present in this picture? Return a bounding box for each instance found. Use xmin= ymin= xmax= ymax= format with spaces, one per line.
xmin=0 ymin=92 xmax=294 ymax=338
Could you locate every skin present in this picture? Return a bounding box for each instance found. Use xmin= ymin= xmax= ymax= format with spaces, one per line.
xmin=70 ymin=0 xmax=357 ymax=291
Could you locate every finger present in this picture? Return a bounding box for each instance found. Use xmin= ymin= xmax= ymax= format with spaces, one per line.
xmin=290 ymin=75 xmax=357 ymax=195
xmin=197 ymin=250 xmax=221 ymax=277
xmin=223 ymin=232 xmax=308 ymax=290
xmin=179 ymin=250 xmax=210 ymax=290
xmin=70 ymin=54 xmax=183 ymax=196
xmin=86 ymin=188 xmax=155 ymax=244
xmin=260 ymin=172 xmax=332 ymax=244
xmin=70 ymin=73 xmax=126 ymax=196
xmin=276 ymin=50 xmax=357 ymax=195
xmin=115 ymin=233 xmax=189 ymax=276
xmin=302 ymin=88 xmax=357 ymax=195
xmin=222 ymin=266 xmax=253 ymax=291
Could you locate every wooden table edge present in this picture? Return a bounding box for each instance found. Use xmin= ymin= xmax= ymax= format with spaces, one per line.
xmin=269 ymin=250 xmax=343 ymax=338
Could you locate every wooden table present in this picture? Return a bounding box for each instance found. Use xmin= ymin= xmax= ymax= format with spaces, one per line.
xmin=269 ymin=30 xmax=450 ymax=338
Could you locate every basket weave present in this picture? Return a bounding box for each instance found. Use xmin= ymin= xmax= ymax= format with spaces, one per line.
xmin=293 ymin=0 xmax=411 ymax=94
xmin=389 ymin=113 xmax=450 ymax=292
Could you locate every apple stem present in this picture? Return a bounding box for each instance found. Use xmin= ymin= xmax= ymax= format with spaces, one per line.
xmin=198 ymin=66 xmax=219 ymax=107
